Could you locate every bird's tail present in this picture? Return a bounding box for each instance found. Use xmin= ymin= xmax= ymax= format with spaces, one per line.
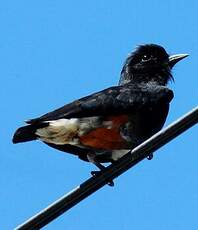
xmin=12 ymin=125 xmax=38 ymax=143
xmin=12 ymin=122 xmax=49 ymax=144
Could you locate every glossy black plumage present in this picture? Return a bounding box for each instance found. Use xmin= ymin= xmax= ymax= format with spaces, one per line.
xmin=13 ymin=44 xmax=188 ymax=163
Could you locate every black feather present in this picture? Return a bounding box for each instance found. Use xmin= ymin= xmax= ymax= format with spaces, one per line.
xmin=13 ymin=123 xmax=48 ymax=144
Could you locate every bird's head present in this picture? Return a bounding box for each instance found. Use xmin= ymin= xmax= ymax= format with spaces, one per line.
xmin=119 ymin=44 xmax=188 ymax=86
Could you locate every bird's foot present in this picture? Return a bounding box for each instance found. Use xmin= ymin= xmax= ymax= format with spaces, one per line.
xmin=147 ymin=153 xmax=153 ymax=160
xmin=87 ymin=153 xmax=114 ymax=186
xmin=91 ymin=169 xmax=114 ymax=187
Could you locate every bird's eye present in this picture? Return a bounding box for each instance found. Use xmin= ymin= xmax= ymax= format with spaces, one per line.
xmin=141 ymin=54 xmax=152 ymax=62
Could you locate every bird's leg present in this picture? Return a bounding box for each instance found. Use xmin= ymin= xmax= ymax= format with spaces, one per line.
xmin=147 ymin=153 xmax=153 ymax=160
xmin=87 ymin=153 xmax=114 ymax=187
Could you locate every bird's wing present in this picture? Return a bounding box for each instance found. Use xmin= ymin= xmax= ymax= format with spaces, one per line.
xmin=27 ymin=84 xmax=174 ymax=124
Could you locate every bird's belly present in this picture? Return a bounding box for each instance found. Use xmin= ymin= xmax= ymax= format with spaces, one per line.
xmin=36 ymin=115 xmax=133 ymax=150
xmin=80 ymin=127 xmax=127 ymax=150
xmin=79 ymin=114 xmax=132 ymax=150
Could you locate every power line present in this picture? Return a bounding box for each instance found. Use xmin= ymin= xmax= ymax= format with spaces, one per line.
xmin=15 ymin=106 xmax=198 ymax=230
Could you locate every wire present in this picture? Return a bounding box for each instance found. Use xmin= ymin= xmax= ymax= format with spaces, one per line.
xmin=15 ymin=106 xmax=198 ymax=230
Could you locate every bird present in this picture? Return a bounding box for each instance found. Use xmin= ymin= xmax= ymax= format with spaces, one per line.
xmin=13 ymin=44 xmax=188 ymax=186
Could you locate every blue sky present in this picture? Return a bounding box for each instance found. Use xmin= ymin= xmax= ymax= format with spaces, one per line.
xmin=1 ymin=1 xmax=198 ymax=229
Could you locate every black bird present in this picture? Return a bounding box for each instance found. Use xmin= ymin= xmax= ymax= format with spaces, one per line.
xmin=13 ymin=44 xmax=188 ymax=182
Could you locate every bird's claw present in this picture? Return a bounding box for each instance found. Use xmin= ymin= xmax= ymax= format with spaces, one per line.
xmin=91 ymin=170 xmax=114 ymax=187
xmin=91 ymin=170 xmax=100 ymax=177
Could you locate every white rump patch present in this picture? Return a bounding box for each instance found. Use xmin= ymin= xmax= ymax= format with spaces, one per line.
xmin=36 ymin=118 xmax=80 ymax=145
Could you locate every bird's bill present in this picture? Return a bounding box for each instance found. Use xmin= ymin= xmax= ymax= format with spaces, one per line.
xmin=168 ymin=53 xmax=189 ymax=67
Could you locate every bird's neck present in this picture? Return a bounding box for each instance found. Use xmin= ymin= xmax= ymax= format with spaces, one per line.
xmin=119 ymin=69 xmax=172 ymax=86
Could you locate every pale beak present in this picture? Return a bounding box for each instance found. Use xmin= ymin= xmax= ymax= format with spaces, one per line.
xmin=168 ymin=53 xmax=189 ymax=68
